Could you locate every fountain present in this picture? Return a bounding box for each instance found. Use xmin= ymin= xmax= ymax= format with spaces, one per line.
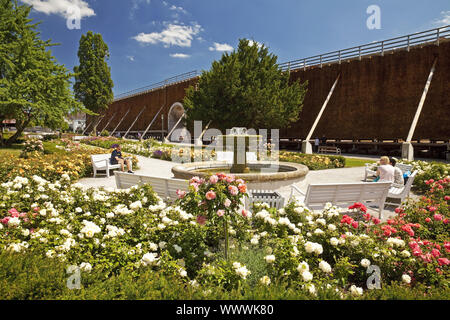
xmin=171 ymin=127 xmax=308 ymax=189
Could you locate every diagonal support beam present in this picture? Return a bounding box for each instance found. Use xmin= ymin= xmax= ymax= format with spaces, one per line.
xmin=402 ymin=58 xmax=438 ymax=160
xmin=406 ymin=58 xmax=438 ymax=143
xmin=302 ymin=74 xmax=340 ymax=154
xmin=100 ymin=111 xmax=118 ymax=133
xmin=110 ymin=109 xmax=131 ymax=137
xmin=89 ymin=114 xmax=106 ymax=135
xmin=164 ymin=113 xmax=185 ymax=143
xmin=195 ymin=120 xmax=212 ymax=146
xmin=141 ymin=105 xmax=164 ymax=139
xmin=82 ymin=118 xmax=93 ymax=135
xmin=123 ymin=106 xmax=147 ymax=139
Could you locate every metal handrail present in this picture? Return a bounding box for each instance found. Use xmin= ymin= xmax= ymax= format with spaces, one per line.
xmin=279 ymin=25 xmax=449 ymax=71
xmin=113 ymin=70 xmax=199 ymax=101
xmin=113 ymin=25 xmax=449 ymax=101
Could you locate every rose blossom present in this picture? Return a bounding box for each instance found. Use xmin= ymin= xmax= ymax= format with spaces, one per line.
xmin=224 ymin=198 xmax=231 ymax=208
xmin=217 ymin=209 xmax=225 ymax=217
xmin=228 ymin=185 xmax=238 ymax=196
xmin=209 ymin=175 xmax=219 ymax=184
xmin=205 ymin=190 xmax=216 ymax=200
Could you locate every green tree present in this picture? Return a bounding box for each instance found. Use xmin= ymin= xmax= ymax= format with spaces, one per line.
xmin=184 ymin=39 xmax=308 ymax=131
xmin=73 ymin=31 xmax=114 ymax=135
xmin=0 ymin=0 xmax=81 ymax=146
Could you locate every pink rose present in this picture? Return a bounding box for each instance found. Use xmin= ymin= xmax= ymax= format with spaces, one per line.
xmin=205 ymin=190 xmax=216 ymax=200
xmin=437 ymin=258 xmax=450 ymax=266
xmin=196 ymin=215 xmax=207 ymax=225
xmin=433 ymin=214 xmax=443 ymax=221
xmin=225 ymin=175 xmax=235 ymax=183
xmin=8 ymin=208 xmax=19 ymax=218
xmin=228 ymin=185 xmax=238 ymax=196
xmin=431 ymin=249 xmax=441 ymax=258
xmin=217 ymin=209 xmax=225 ymax=217
xmin=351 ymin=221 xmax=359 ymax=229
xmin=209 ymin=175 xmax=219 ymax=184
xmin=176 ymin=189 xmax=186 ymax=199
xmin=241 ymin=209 xmax=249 ymax=217
xmin=224 ymin=198 xmax=231 ymax=208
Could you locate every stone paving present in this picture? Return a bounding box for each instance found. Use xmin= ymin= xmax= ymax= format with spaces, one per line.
xmin=79 ymin=154 xmax=411 ymax=220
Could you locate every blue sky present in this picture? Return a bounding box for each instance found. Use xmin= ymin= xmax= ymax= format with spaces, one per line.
xmin=20 ymin=0 xmax=450 ymax=96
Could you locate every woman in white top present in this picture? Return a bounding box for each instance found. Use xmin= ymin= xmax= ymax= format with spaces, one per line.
xmin=376 ymin=156 xmax=395 ymax=183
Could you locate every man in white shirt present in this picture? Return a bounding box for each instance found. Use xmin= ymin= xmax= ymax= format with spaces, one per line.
xmin=390 ymin=157 xmax=404 ymax=185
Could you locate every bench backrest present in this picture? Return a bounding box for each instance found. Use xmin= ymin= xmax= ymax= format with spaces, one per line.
xmin=114 ymin=171 xmax=189 ymax=200
xmin=304 ymin=182 xmax=391 ymax=209
xmin=91 ymin=154 xmax=110 ymax=162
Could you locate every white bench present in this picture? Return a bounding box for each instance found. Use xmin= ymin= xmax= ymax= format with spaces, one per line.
xmin=364 ymin=163 xmax=413 ymax=182
xmin=290 ymin=182 xmax=392 ymax=218
xmin=115 ymin=171 xmax=189 ymax=200
xmin=91 ymin=154 xmax=131 ymax=178
xmin=245 ymin=190 xmax=285 ymax=210
xmin=318 ymin=146 xmax=341 ymax=154
xmin=216 ymin=151 xmax=257 ymax=163
xmin=385 ymin=170 xmax=418 ymax=206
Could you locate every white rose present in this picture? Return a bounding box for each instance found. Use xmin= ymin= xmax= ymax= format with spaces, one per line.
xmin=265 ymin=255 xmax=276 ymax=263
xmin=80 ymin=262 xmax=92 ymax=273
xmin=330 ymin=237 xmax=339 ymax=246
xmin=360 ymin=259 xmax=371 ymax=268
xmin=319 ymin=260 xmax=332 ymax=273
xmin=302 ymin=271 xmax=313 ymax=282
xmin=260 ymin=276 xmax=271 ymax=286
xmin=402 ymin=274 xmax=411 ymax=284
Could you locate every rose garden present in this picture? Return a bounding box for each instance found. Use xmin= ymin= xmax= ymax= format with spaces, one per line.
xmin=0 ymin=1 xmax=449 ymax=300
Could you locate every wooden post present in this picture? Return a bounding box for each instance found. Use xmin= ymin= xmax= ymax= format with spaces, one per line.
xmin=110 ymin=109 xmax=131 ymax=137
xmin=100 ymin=111 xmax=118 ymax=133
xmin=141 ymin=105 xmax=164 ymax=139
xmin=402 ymin=58 xmax=438 ymax=160
xmin=123 ymin=106 xmax=147 ymax=139
xmin=164 ymin=113 xmax=185 ymax=143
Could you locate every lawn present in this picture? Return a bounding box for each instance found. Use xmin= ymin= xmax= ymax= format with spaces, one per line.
xmin=344 ymin=157 xmax=376 ymax=168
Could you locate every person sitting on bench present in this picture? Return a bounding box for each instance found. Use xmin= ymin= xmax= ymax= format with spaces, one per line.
xmin=375 ymin=156 xmax=394 ymax=183
xmin=389 ymin=157 xmax=404 ymax=185
xmin=111 ymin=144 xmax=133 ymax=174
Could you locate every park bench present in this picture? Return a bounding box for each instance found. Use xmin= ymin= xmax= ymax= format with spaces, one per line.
xmin=289 ymin=182 xmax=392 ymax=218
xmin=318 ymin=146 xmax=341 ymax=154
xmin=91 ymin=154 xmax=132 ymax=178
xmin=245 ymin=189 xmax=285 ymax=210
xmin=385 ymin=170 xmax=418 ymax=207
xmin=364 ymin=163 xmax=413 ymax=181
xmin=114 ymin=171 xmax=189 ymax=201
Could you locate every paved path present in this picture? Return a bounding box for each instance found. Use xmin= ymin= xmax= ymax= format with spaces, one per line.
xmin=79 ymin=155 xmax=406 ymax=220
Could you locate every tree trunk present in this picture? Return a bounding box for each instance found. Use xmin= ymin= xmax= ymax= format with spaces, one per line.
xmin=4 ymin=119 xmax=30 ymax=146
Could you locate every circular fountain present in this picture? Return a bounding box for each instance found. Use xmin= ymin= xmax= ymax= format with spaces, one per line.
xmin=171 ymin=127 xmax=309 ymax=189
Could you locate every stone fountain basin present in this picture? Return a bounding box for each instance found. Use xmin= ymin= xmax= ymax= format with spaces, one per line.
xmin=171 ymin=161 xmax=309 ymax=190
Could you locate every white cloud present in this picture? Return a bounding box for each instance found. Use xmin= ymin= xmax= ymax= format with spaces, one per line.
xmin=133 ymin=23 xmax=201 ymax=47
xmin=209 ymin=42 xmax=234 ymax=52
xmin=169 ymin=5 xmax=187 ymax=14
xmin=433 ymin=11 xmax=450 ymax=26
xmin=170 ymin=53 xmax=190 ymax=58
xmin=21 ymin=0 xmax=95 ymax=19
xmin=248 ymin=40 xmax=263 ymax=48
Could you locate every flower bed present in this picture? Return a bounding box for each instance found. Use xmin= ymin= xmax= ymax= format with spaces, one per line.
xmin=82 ymin=138 xmax=345 ymax=170
xmin=397 ymin=160 xmax=450 ymax=193
xmin=0 ymin=143 xmax=138 ymax=183
xmin=279 ymin=151 xmax=345 ymax=170
xmin=0 ymin=170 xmax=448 ymax=299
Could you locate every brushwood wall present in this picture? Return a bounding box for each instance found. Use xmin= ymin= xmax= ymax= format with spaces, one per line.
xmin=94 ymin=41 xmax=450 ymax=141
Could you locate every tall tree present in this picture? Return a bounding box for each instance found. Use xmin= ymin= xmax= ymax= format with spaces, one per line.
xmin=0 ymin=0 xmax=81 ymax=146
xmin=73 ymin=31 xmax=114 ymax=134
xmin=184 ymin=39 xmax=308 ymax=132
